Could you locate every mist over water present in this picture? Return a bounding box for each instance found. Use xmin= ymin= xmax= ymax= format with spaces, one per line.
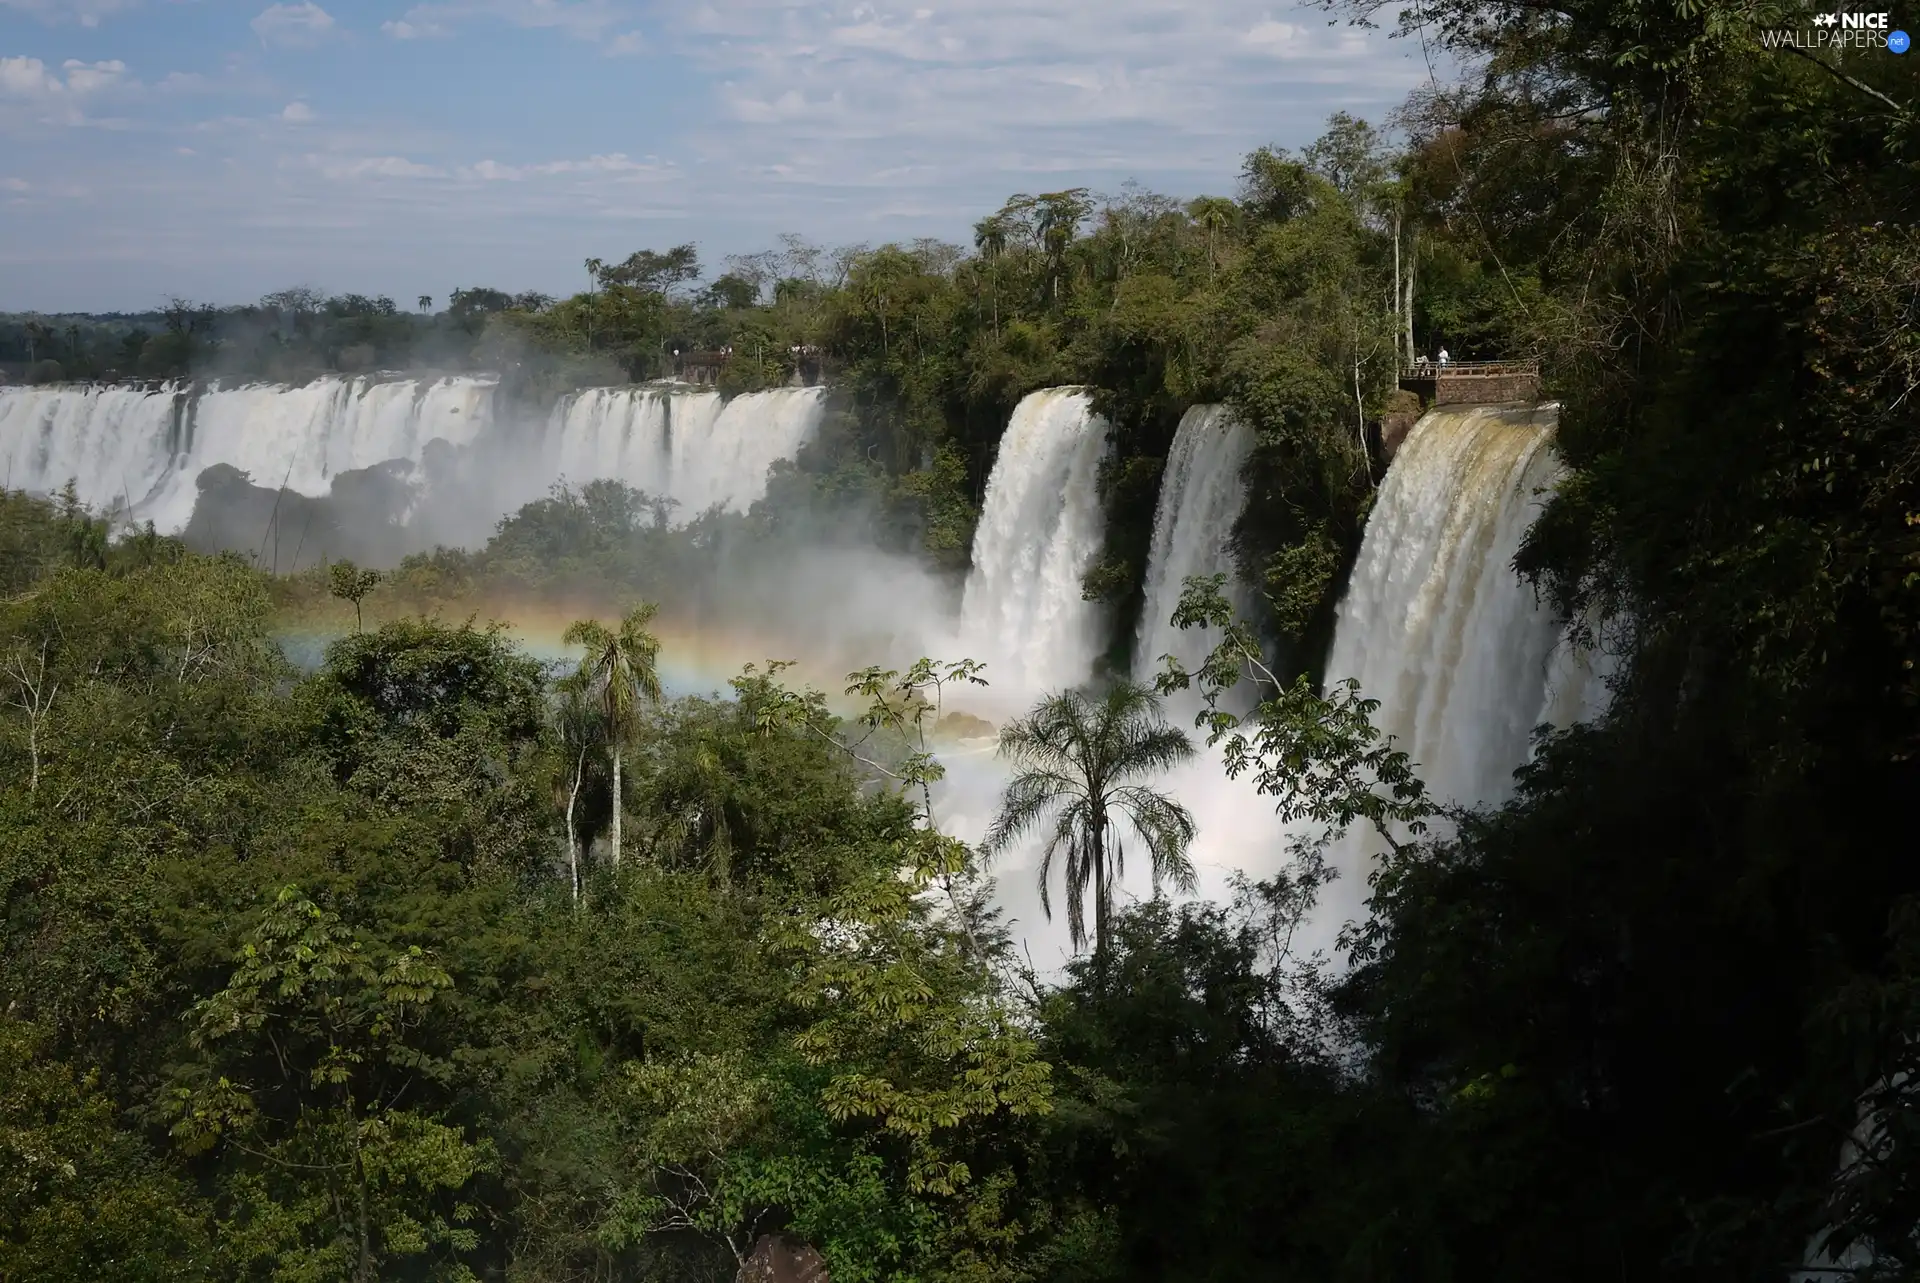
xmin=0 ymin=374 xmax=1610 ymax=971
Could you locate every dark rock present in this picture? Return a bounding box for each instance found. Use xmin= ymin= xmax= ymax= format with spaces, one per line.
xmin=738 ymin=1234 xmax=829 ymax=1283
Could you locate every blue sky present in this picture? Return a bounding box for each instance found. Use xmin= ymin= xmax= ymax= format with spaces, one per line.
xmin=2 ymin=0 xmax=1430 ymax=311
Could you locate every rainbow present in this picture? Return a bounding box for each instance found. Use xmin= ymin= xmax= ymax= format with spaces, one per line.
xmin=272 ymin=596 xmax=1009 ymax=739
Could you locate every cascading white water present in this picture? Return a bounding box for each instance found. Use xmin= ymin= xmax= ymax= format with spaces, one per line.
xmin=0 ymin=383 xmax=183 ymax=518
xmin=0 ymin=377 xmax=495 ymax=532
xmin=1324 ymin=403 xmax=1595 ymax=811
xmin=1132 ymin=404 xmax=1255 ymax=712
xmin=676 ymin=387 xmax=824 ymax=516
xmin=1 ymin=378 xmax=826 ymax=536
xmin=1310 ymin=403 xmax=1611 ymax=933
xmin=149 ymin=377 xmax=494 ymax=531
xmin=544 ymin=385 xmax=824 ymax=519
xmin=956 ymin=388 xmax=1111 ymax=702
xmin=1121 ymin=402 xmax=1288 ymax=923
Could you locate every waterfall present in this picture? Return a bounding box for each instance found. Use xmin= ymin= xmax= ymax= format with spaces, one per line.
xmin=1132 ymin=404 xmax=1255 ymax=712
xmin=545 ymin=385 xmax=824 ymax=520
xmin=957 ymin=388 xmax=1110 ymax=701
xmin=1307 ymin=404 xmax=1611 ymax=934
xmin=1123 ymin=404 xmax=1290 ymax=926
xmin=0 ymin=377 xmax=496 ymax=532
xmin=0 ymin=378 xmax=826 ymax=536
xmin=0 ymin=383 xmax=183 ymax=519
xmin=676 ymin=387 xmax=824 ymax=516
xmin=1323 ymin=403 xmax=1599 ymax=812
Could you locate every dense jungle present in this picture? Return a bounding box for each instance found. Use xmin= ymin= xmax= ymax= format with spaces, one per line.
xmin=3 ymin=0 xmax=1918 ymax=1277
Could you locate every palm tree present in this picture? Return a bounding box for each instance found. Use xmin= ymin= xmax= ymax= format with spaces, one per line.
xmin=553 ymin=674 xmax=605 ymax=901
xmin=584 ymin=257 xmax=604 ymax=352
xmin=562 ymin=603 xmax=664 ymax=867
xmin=973 ymin=215 xmax=1008 ymax=336
xmin=1188 ymin=196 xmax=1236 ymax=276
xmin=985 ymin=681 xmax=1197 ymax=961
xmin=417 ymin=294 xmax=432 ymax=313
xmin=1033 ymin=188 xmax=1090 ymax=304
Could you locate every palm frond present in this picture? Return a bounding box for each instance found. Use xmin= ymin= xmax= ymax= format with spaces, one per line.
xmin=1111 ymin=783 xmax=1199 ymax=895
xmin=984 ymin=767 xmax=1082 ymax=854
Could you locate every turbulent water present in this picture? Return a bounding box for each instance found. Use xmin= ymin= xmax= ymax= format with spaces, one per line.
xmin=0 ymin=378 xmax=826 ymax=535
xmin=1132 ymin=404 xmax=1255 ymax=712
xmin=547 ymin=385 xmax=825 ymax=517
xmin=957 ymin=388 xmax=1111 ymax=702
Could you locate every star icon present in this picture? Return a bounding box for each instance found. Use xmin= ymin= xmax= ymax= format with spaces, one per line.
xmin=1812 ymin=12 xmax=1837 ymax=25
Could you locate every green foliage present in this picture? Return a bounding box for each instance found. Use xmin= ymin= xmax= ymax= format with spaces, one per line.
xmin=1154 ymin=573 xmax=1432 ymax=848
xmin=0 ymin=1017 xmax=220 ymax=1281
xmin=10 ymin=1 xmax=1919 ymax=1271
xmin=171 ymin=888 xmax=493 ymax=1283
xmin=327 ymin=560 xmax=383 ymax=632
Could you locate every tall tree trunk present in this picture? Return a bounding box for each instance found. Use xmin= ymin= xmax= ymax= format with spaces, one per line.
xmin=1090 ymin=815 xmax=1109 ymax=975
xmin=1393 ymin=209 xmax=1402 ymax=364
xmin=352 ymin=1098 xmax=374 ymax=1283
xmin=611 ymin=746 xmax=623 ymax=867
xmin=1403 ymin=230 xmax=1417 ymax=365
xmin=567 ymin=747 xmax=585 ymax=901
xmin=1355 ymin=353 xmax=1370 ymax=480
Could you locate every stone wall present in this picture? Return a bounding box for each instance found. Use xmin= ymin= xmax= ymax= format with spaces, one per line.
xmin=1435 ymin=372 xmax=1540 ymax=403
xmin=1400 ymin=370 xmax=1542 ymax=405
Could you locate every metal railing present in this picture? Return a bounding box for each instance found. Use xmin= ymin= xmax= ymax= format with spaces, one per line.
xmin=1399 ymin=359 xmax=1540 ymax=378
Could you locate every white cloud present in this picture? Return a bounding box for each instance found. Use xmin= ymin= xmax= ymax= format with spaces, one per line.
xmin=157 ymin=70 xmax=212 ymax=93
xmin=0 ymin=0 xmax=142 ymax=27
xmin=1 ymin=55 xmax=127 ymax=97
xmin=640 ymin=0 xmax=1423 ymax=217
xmin=381 ymin=17 xmax=442 ymax=37
xmin=306 ymin=152 xmax=443 ymax=179
xmin=382 ymin=0 xmax=626 ymax=42
xmin=251 ymin=0 xmax=336 ymax=47
xmin=281 ymin=99 xmax=315 ymax=121
xmin=0 ymin=0 xmax=1431 ymax=308
xmin=62 ymin=57 xmax=128 ymax=92
xmin=0 ymin=55 xmax=133 ymax=125
xmin=1244 ymin=19 xmax=1309 ymax=52
xmin=458 ymin=151 xmax=665 ymax=180
xmin=0 ymin=56 xmax=64 ymax=98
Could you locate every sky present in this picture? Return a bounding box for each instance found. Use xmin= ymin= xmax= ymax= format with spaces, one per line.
xmin=2 ymin=0 xmax=1433 ymax=312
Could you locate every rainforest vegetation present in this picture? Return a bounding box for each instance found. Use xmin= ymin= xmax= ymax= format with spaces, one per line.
xmin=4 ymin=0 xmax=1919 ymax=1275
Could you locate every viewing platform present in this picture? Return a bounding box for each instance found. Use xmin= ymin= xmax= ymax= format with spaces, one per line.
xmin=670 ymin=345 xmax=825 ymax=388
xmin=673 ymin=350 xmax=729 ymax=386
xmin=1398 ymin=360 xmax=1541 ymax=406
